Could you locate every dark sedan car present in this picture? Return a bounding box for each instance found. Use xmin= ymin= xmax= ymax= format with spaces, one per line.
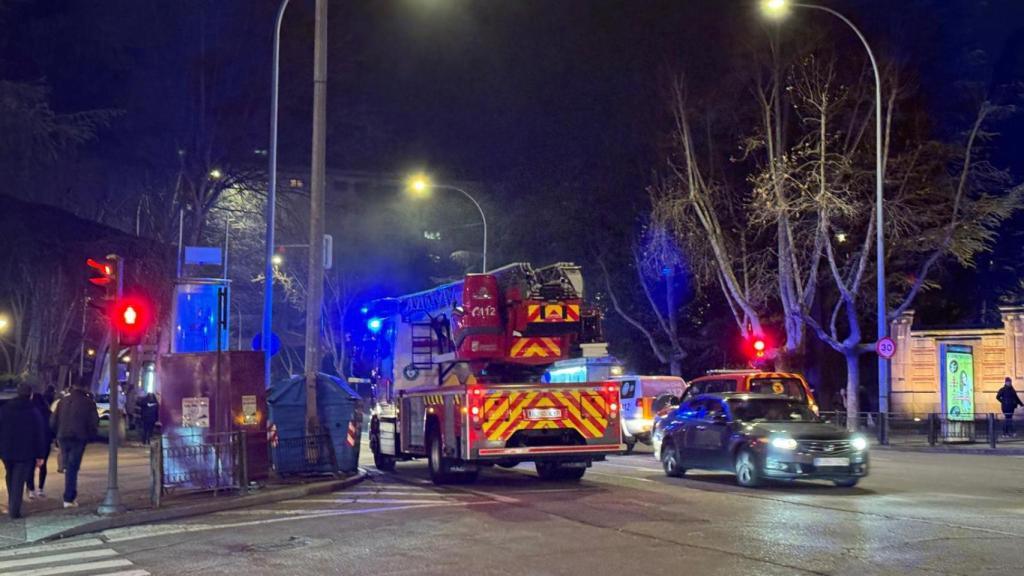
xmin=652 ymin=393 xmax=868 ymax=487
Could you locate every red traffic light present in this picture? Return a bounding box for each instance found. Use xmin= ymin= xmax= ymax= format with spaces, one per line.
xmin=86 ymin=258 xmax=113 ymax=287
xmin=749 ymin=337 xmax=768 ymax=359
xmin=111 ymin=297 xmax=152 ymax=345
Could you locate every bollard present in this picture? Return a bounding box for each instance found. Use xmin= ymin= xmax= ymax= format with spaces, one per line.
xmin=927 ymin=413 xmax=937 ymax=446
xmin=987 ymin=413 xmax=997 ymax=449
xmin=150 ymin=435 xmax=163 ymax=508
xmin=879 ymin=412 xmax=889 ymax=446
xmin=239 ymin=431 xmax=249 ymax=494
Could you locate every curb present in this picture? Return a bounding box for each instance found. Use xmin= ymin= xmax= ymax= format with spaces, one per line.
xmin=875 ymin=445 xmax=1024 ymax=456
xmin=31 ymin=469 xmax=368 ymax=546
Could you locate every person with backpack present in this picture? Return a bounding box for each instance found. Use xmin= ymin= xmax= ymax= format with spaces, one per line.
xmin=996 ymin=377 xmax=1024 ymax=437
xmin=50 ymin=379 xmax=98 ymax=508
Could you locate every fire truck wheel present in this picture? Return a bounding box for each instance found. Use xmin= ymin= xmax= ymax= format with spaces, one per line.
xmin=624 ymin=438 xmax=637 ymax=454
xmin=371 ymin=430 xmax=397 ymax=472
xmin=496 ymin=461 xmax=518 ymax=469
xmin=427 ymin=430 xmax=453 ymax=485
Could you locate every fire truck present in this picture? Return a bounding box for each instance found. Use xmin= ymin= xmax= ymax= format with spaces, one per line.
xmin=361 ymin=262 xmax=623 ymax=484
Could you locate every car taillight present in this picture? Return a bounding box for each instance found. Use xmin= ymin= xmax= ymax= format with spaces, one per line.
xmin=468 ymin=386 xmax=484 ymax=428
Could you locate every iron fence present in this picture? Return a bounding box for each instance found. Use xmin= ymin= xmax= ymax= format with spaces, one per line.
xmin=271 ymin=433 xmax=338 ymax=476
xmin=819 ymin=411 xmax=1024 ymax=448
xmin=151 ymin=431 xmax=247 ymax=506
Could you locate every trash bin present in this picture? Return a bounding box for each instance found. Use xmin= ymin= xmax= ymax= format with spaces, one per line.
xmin=267 ymin=373 xmax=362 ymax=474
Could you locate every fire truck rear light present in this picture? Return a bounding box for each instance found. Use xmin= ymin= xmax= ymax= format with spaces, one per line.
xmin=610 ymin=403 xmax=618 ymax=412
xmin=470 ymin=406 xmax=480 ymax=415
xmin=461 ymin=407 xmax=468 ymax=414
xmin=606 ymin=385 xmax=616 ymax=393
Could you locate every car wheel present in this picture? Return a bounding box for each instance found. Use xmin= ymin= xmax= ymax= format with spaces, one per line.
xmin=535 ymin=461 xmax=585 ymax=481
xmin=832 ymin=478 xmax=859 ymax=488
xmin=661 ymin=440 xmax=685 ymax=478
xmin=496 ymin=460 xmax=518 ymax=469
xmin=734 ymin=448 xmax=762 ymax=488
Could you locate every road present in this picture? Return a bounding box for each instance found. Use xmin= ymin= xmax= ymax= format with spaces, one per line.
xmin=7 ymin=446 xmax=1024 ymax=576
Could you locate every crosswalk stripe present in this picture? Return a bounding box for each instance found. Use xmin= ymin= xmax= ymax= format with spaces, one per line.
xmin=0 ymin=548 xmax=117 ymax=571
xmin=5 ymin=558 xmax=136 ymax=576
xmin=0 ymin=539 xmax=105 ymax=559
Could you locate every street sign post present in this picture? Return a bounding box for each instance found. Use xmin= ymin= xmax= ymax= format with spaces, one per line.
xmin=876 ymin=336 xmax=896 ymax=360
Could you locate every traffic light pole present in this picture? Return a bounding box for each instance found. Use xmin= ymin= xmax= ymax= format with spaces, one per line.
xmin=98 ymin=255 xmax=125 ymax=515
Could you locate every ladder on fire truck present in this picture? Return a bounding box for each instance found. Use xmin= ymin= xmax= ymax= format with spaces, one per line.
xmin=410 ymin=321 xmax=434 ymax=369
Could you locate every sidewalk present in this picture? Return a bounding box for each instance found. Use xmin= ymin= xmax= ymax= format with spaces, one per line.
xmin=0 ymin=442 xmax=366 ymax=549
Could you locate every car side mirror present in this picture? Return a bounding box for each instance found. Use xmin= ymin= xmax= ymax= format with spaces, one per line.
xmin=714 ymin=412 xmax=727 ymax=423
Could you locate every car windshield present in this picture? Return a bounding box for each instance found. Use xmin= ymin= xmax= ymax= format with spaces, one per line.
xmin=748 ymin=378 xmax=807 ymax=401
xmin=727 ymin=399 xmax=817 ymax=422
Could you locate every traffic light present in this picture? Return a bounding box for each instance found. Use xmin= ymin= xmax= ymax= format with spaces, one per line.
xmin=86 ymin=257 xmax=116 ymax=294
xmin=111 ymin=296 xmax=152 ymax=346
xmin=752 ymin=338 xmax=767 ymax=358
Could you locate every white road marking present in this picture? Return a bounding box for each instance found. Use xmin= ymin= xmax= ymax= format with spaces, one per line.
xmin=0 ymin=548 xmax=116 ymax=571
xmin=103 ymin=500 xmax=501 ymax=543
xmin=217 ymin=499 xmax=454 ymax=514
xmin=5 ymin=558 xmax=136 ymax=576
xmin=449 ymin=487 xmax=519 ymax=503
xmin=597 ymin=461 xmax=662 ymax=472
xmin=314 ymin=490 xmax=445 ymax=497
xmin=586 ymin=470 xmax=654 ymax=482
xmin=0 ymin=539 xmax=106 ymax=559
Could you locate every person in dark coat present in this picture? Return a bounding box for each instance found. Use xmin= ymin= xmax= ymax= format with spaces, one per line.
xmin=50 ymin=379 xmax=98 ymax=508
xmin=996 ymin=377 xmax=1024 ymax=437
xmin=26 ymin=391 xmax=55 ymax=499
xmin=0 ymin=382 xmax=47 ymax=519
xmin=139 ymin=393 xmax=159 ymax=446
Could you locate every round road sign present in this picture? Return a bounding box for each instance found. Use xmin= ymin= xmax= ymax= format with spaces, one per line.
xmin=876 ymin=336 xmax=896 ymax=359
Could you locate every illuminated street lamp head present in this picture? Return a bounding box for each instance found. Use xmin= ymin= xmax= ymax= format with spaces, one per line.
xmin=209 ymin=168 xmax=224 ymax=180
xmin=407 ymin=173 xmax=432 ymax=197
xmin=761 ymin=0 xmax=791 ymax=18
xmin=271 ymin=254 xmax=284 ymax=266
xmin=0 ymin=314 xmax=8 ymax=333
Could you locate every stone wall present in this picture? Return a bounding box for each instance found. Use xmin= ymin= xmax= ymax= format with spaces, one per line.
xmin=890 ymin=306 xmax=1024 ymax=416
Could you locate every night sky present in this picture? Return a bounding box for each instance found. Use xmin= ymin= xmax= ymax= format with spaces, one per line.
xmin=8 ymin=0 xmax=1024 ymax=185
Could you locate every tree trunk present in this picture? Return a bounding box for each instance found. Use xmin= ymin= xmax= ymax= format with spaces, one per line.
xmin=844 ymin=349 xmax=860 ymax=431
xmin=670 ymin=357 xmax=682 ymax=377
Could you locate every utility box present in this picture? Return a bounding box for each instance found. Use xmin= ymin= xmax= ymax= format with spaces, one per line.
xmin=157 ymin=351 xmax=269 ymax=486
xmin=267 ymin=373 xmax=362 ymax=475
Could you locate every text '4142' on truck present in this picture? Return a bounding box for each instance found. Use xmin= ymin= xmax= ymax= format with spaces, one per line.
xmin=357 ymin=262 xmax=623 ymax=483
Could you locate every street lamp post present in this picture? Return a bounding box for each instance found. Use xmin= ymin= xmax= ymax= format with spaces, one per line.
xmin=407 ymin=174 xmax=488 ymax=273
xmin=761 ymin=0 xmax=889 ymax=422
xmin=263 ymin=0 xmax=291 ymax=389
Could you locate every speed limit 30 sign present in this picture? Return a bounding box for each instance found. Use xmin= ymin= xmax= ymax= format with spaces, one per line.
xmin=876 ymin=336 xmax=896 ymax=359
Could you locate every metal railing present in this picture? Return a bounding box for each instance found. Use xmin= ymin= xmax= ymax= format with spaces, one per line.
xmin=271 ymin=433 xmax=337 ymax=476
xmin=150 ymin=431 xmax=248 ymax=507
xmin=819 ymin=411 xmax=1024 ymax=448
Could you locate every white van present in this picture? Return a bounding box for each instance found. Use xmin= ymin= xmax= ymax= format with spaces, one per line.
xmin=611 ymin=375 xmax=686 ymax=452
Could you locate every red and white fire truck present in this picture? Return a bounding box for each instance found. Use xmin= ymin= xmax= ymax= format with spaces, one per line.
xmin=362 ymin=262 xmax=623 ymax=483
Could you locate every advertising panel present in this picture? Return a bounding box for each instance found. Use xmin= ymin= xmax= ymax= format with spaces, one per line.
xmin=940 ymin=344 xmax=974 ymax=422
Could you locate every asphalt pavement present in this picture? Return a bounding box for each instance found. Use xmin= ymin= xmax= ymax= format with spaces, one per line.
xmin=7 ymin=443 xmax=1024 ymax=576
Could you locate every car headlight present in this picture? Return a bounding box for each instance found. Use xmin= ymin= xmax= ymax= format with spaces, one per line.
xmin=851 ymin=436 xmax=868 ymax=451
xmin=770 ymin=437 xmax=798 ymax=450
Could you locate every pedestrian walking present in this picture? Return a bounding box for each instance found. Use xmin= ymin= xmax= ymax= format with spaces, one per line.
xmin=26 ymin=390 xmax=55 ymax=499
xmin=139 ymin=393 xmax=159 ymax=446
xmin=0 ymin=382 xmax=47 ymax=519
xmin=50 ymin=378 xmax=98 ymax=508
xmin=996 ymin=377 xmax=1023 ymax=437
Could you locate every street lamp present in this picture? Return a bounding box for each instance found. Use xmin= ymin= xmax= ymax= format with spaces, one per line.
xmin=760 ymin=0 xmax=890 ymax=418
xmin=0 ymin=314 xmax=8 ymax=334
xmin=405 ymin=173 xmax=489 ymax=272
